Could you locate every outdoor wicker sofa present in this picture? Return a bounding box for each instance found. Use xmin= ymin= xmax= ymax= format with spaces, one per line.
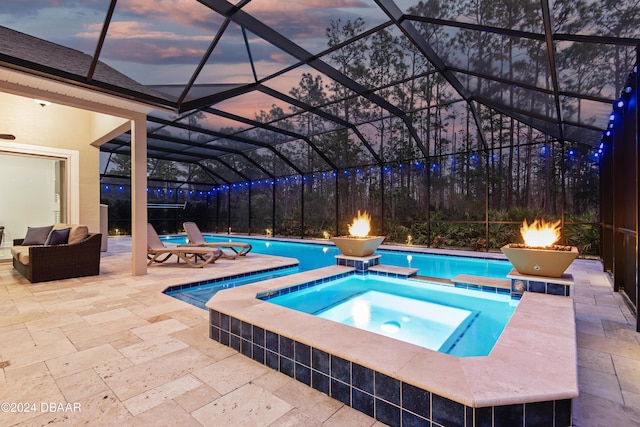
xmin=11 ymin=224 xmax=102 ymax=283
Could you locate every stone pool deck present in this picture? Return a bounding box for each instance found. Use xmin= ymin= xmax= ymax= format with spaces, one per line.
xmin=0 ymin=238 xmax=639 ymax=426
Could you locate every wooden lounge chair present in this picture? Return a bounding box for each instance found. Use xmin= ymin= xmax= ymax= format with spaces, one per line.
xmin=147 ymin=223 xmax=221 ymax=268
xmin=183 ymin=222 xmax=252 ymax=259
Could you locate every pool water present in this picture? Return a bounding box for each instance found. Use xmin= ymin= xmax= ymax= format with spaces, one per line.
xmin=264 ymin=274 xmax=518 ymax=357
xmin=165 ymin=267 xmax=298 ymax=310
xmin=161 ymin=235 xmax=512 ymax=279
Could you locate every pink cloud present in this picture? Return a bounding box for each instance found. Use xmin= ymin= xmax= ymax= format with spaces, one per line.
xmin=269 ymin=52 xmax=297 ymax=64
xmin=119 ymin=0 xmax=223 ymax=28
xmin=247 ymin=0 xmax=370 ymax=11
xmin=78 ymin=21 xmax=212 ymax=41
xmin=95 ymin=38 xmax=206 ymax=64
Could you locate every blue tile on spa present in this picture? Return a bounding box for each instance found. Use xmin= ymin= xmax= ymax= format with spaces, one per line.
xmin=294 ymin=341 xmax=311 ymax=366
xmin=401 ymin=410 xmax=430 ymax=427
xmin=280 ymin=356 xmax=294 ymax=378
xmin=229 ymin=335 xmax=241 ymax=353
xmin=432 ymin=394 xmax=464 ymax=427
xmin=494 ymin=403 xmax=523 ymax=427
xmin=266 ymin=331 xmax=279 ymax=352
xmin=241 ymin=339 xmax=252 ymax=358
xmin=402 ymin=383 xmax=430 ymax=419
xmin=331 ymin=355 xmax=351 ymax=383
xmin=209 ymin=310 xmax=220 ymax=327
xmin=265 ymin=350 xmax=279 ymax=370
xmin=253 ymin=326 xmax=265 ymax=347
xmin=252 ymin=344 xmax=264 ymax=364
xmin=208 ymin=325 xmax=218 ymax=341
xmin=352 ymin=363 xmax=374 ymax=394
xmin=241 ymin=321 xmax=252 ymax=340
xmin=219 ymin=330 xmax=229 ymax=346
xmin=524 ymin=400 xmax=553 ymax=427
xmin=312 ymin=348 xmax=330 ymax=374
xmin=311 ymin=371 xmax=330 ymax=395
xmin=295 ymin=363 xmax=311 ymax=386
xmin=473 ymin=406 xmax=492 ymax=427
xmin=375 ymin=398 xmax=400 ymax=427
xmin=555 ymin=399 xmax=572 ymax=427
xmin=528 ymin=281 xmax=546 ymax=293
xmin=375 ymin=371 xmax=400 ymax=405
xmin=330 ymin=379 xmax=351 ymax=405
xmin=280 ymin=336 xmax=294 ymax=359
xmin=547 ymin=283 xmax=566 ymax=296
xmin=352 ymin=388 xmax=374 ymax=417
xmin=230 ymin=317 xmax=242 ymax=336
xmin=220 ymin=313 xmax=230 ymax=331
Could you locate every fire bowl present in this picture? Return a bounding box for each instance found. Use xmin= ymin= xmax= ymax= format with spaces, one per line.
xmin=501 ymin=244 xmax=579 ymax=278
xmin=331 ymin=236 xmax=385 ymax=257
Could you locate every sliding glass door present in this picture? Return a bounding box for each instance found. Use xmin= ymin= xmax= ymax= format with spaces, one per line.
xmin=0 ymin=152 xmax=66 ymax=261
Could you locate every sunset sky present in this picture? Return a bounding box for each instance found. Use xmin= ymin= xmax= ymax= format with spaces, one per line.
xmin=0 ymin=0 xmax=396 ymax=123
xmin=0 ymin=0 xmax=385 ymax=83
xmin=0 ymin=0 xmax=619 ymax=142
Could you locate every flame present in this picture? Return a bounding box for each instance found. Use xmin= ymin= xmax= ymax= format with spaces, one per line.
xmin=348 ymin=210 xmax=371 ymax=237
xmin=520 ymin=219 xmax=561 ymax=247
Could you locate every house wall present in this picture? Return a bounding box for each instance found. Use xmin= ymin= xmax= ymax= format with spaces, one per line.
xmin=0 ymin=91 xmax=128 ymax=233
xmin=0 ymin=68 xmax=153 ymax=274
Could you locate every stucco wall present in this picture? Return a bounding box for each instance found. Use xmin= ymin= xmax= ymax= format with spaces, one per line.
xmin=0 ymin=91 xmax=128 ymax=233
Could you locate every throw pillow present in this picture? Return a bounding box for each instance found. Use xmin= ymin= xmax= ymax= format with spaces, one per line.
xmin=22 ymin=225 xmax=54 ymax=245
xmin=45 ymin=227 xmax=71 ymax=246
xmin=67 ymin=225 xmax=89 ymax=244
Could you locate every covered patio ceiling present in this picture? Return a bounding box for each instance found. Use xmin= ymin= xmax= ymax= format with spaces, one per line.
xmin=1 ymin=0 xmax=637 ymax=185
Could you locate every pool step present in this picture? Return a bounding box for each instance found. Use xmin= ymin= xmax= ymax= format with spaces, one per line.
xmin=451 ymin=274 xmax=511 ymax=294
xmin=367 ymin=264 xmax=418 ymax=278
xmin=409 ymin=275 xmax=454 ymax=285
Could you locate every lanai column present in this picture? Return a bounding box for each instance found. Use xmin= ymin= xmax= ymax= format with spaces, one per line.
xmin=131 ymin=113 xmax=148 ymax=275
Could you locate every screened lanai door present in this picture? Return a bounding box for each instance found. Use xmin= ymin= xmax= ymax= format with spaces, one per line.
xmin=0 ymin=152 xmax=66 ymax=261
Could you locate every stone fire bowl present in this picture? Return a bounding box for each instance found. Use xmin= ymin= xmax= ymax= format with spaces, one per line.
xmin=331 ymin=236 xmax=385 ymax=257
xmin=501 ymin=244 xmax=579 ymax=278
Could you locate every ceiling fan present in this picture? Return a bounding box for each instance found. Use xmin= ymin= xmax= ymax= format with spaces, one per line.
xmin=0 ymin=134 xmax=16 ymax=140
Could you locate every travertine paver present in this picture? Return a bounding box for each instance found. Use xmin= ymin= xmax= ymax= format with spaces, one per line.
xmin=0 ymin=240 xmax=638 ymax=426
xmin=0 ymin=243 xmax=380 ymax=426
xmin=571 ymin=260 xmax=640 ymax=426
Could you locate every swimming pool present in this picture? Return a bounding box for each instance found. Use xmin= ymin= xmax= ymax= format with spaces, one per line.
xmin=165 ymin=267 xmax=299 ymax=310
xmin=161 ymin=234 xmax=512 ymax=279
xmin=261 ymin=273 xmax=517 ymax=357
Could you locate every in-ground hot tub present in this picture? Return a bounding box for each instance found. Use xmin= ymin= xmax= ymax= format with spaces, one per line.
xmin=207 ymin=265 xmax=577 ymax=427
xmin=261 ymin=274 xmax=518 ymax=357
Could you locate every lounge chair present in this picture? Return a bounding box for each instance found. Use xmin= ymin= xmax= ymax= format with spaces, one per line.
xmin=147 ymin=223 xmax=221 ymax=268
xmin=183 ymin=222 xmax=252 ymax=259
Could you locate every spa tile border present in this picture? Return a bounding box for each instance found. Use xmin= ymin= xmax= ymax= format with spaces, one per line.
xmin=162 ymin=263 xmax=299 ymax=293
xmin=336 ymin=254 xmax=380 ymax=272
xmin=453 ymin=282 xmax=512 ymax=296
xmin=507 ymin=270 xmax=574 ymax=299
xmin=451 ymin=275 xmax=511 ymax=297
xmin=256 ymin=271 xmax=353 ymax=299
xmin=209 ymin=308 xmax=572 ymax=427
xmin=256 ymin=270 xmax=510 ymax=302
